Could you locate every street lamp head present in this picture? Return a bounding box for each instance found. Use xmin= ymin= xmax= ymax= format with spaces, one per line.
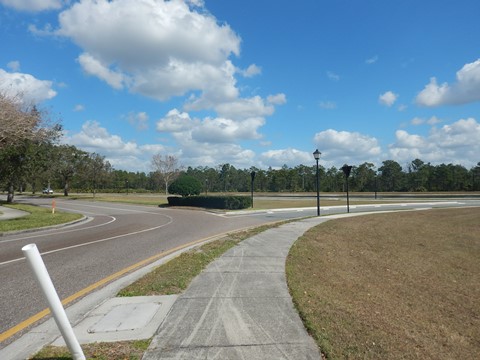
xmin=341 ymin=164 xmax=353 ymax=178
xmin=313 ymin=149 xmax=321 ymax=160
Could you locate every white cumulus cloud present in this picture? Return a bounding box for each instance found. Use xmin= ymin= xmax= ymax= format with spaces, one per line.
xmin=193 ymin=117 xmax=264 ymax=143
xmin=416 ymin=59 xmax=480 ymax=106
xmin=155 ymin=108 xmax=267 ymax=167
xmin=389 ymin=117 xmax=480 ymax=166
xmin=379 ymin=91 xmax=398 ymax=107
xmin=156 ymin=108 xmax=264 ymax=143
xmin=393 ymin=130 xmax=426 ymax=148
xmin=214 ymin=96 xmax=275 ymax=120
xmin=313 ymin=129 xmax=382 ymax=166
xmin=410 ymin=116 xmax=441 ymax=126
xmin=28 ymin=0 xmax=283 ymax=148
xmin=240 ymin=64 xmax=262 ymax=78
xmin=0 ymin=0 xmax=63 ymax=11
xmin=65 ymin=120 xmax=140 ymax=154
xmin=260 ymin=148 xmax=312 ymax=168
xmin=63 ymin=120 xmax=165 ymax=171
xmin=0 ymin=69 xmax=57 ymax=104
xmin=77 ymin=53 xmax=126 ymax=90
xmin=156 ymin=109 xmax=197 ymax=133
xmin=267 ymin=93 xmax=287 ymax=105
xmin=54 ymin=0 xmax=241 ymax=102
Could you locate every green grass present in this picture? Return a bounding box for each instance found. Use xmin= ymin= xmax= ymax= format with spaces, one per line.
xmin=0 ymin=203 xmax=83 ymax=233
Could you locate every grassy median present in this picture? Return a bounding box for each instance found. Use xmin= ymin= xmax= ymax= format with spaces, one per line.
xmin=286 ymin=207 xmax=480 ymax=359
xmin=0 ymin=203 xmax=83 ymax=233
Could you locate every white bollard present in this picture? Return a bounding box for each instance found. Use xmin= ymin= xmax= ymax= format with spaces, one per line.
xmin=22 ymin=244 xmax=85 ymax=360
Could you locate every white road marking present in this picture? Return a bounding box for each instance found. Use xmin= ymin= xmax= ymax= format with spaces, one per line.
xmin=0 ymin=214 xmax=173 ymax=266
xmin=57 ymin=202 xmax=166 ymax=215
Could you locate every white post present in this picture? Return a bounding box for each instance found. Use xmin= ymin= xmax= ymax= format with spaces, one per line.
xmin=22 ymin=244 xmax=85 ymax=360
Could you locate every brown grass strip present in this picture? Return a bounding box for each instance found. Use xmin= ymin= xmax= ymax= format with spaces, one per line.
xmin=286 ymin=208 xmax=480 ymax=359
xmin=31 ymin=339 xmax=150 ymax=359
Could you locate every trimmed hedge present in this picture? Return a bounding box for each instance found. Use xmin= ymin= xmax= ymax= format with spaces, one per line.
xmin=167 ymin=195 xmax=252 ymax=210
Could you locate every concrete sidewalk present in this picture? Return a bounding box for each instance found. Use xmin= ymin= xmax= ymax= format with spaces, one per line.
xmin=143 ymin=217 xmax=328 ymax=359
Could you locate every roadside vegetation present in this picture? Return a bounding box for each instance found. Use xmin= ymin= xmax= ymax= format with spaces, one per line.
xmin=0 ymin=203 xmax=83 ymax=233
xmin=286 ymin=207 xmax=480 ymax=359
xmin=32 ymin=339 xmax=150 ymax=360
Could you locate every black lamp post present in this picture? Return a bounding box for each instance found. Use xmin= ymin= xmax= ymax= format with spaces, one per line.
xmin=341 ymin=165 xmax=353 ymax=213
xmin=250 ymin=171 xmax=256 ymax=208
xmin=313 ymin=149 xmax=321 ymax=216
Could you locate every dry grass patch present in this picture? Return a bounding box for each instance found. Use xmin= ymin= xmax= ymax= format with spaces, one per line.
xmin=287 ymin=207 xmax=480 ymax=359
xmin=31 ymin=339 xmax=150 ymax=359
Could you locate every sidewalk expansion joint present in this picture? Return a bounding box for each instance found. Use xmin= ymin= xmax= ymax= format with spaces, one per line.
xmin=155 ymin=341 xmax=311 ymax=350
xmin=178 ymin=295 xmax=290 ymax=300
xmin=205 ymin=271 xmax=284 ymax=273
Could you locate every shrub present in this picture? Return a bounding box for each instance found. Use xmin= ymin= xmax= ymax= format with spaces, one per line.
xmin=168 ymin=176 xmax=202 ymax=197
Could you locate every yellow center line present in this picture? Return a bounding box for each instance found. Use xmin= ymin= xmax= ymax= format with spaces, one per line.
xmin=0 ymin=234 xmax=220 ymax=343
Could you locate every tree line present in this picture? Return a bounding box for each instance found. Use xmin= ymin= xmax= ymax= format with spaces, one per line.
xmin=181 ymin=160 xmax=480 ymax=193
xmin=3 ymin=148 xmax=479 ymax=198
xmin=1 ymin=93 xmax=479 ymax=201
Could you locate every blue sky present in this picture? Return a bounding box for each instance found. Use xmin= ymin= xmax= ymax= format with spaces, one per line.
xmin=1 ymin=0 xmax=479 ymax=172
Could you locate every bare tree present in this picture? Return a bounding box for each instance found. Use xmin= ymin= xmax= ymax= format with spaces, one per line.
xmin=0 ymin=92 xmax=59 ymax=150
xmin=0 ymin=92 xmax=61 ymax=202
xmin=151 ymin=153 xmax=181 ymax=194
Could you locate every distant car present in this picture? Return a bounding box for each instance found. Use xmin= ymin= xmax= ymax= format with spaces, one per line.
xmin=42 ymin=188 xmax=54 ymax=194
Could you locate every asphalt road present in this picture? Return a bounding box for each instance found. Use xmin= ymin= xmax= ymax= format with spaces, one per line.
xmin=1 ymin=195 xmax=479 ymax=348
xmin=1 ymin=196 xmax=318 ymax=346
